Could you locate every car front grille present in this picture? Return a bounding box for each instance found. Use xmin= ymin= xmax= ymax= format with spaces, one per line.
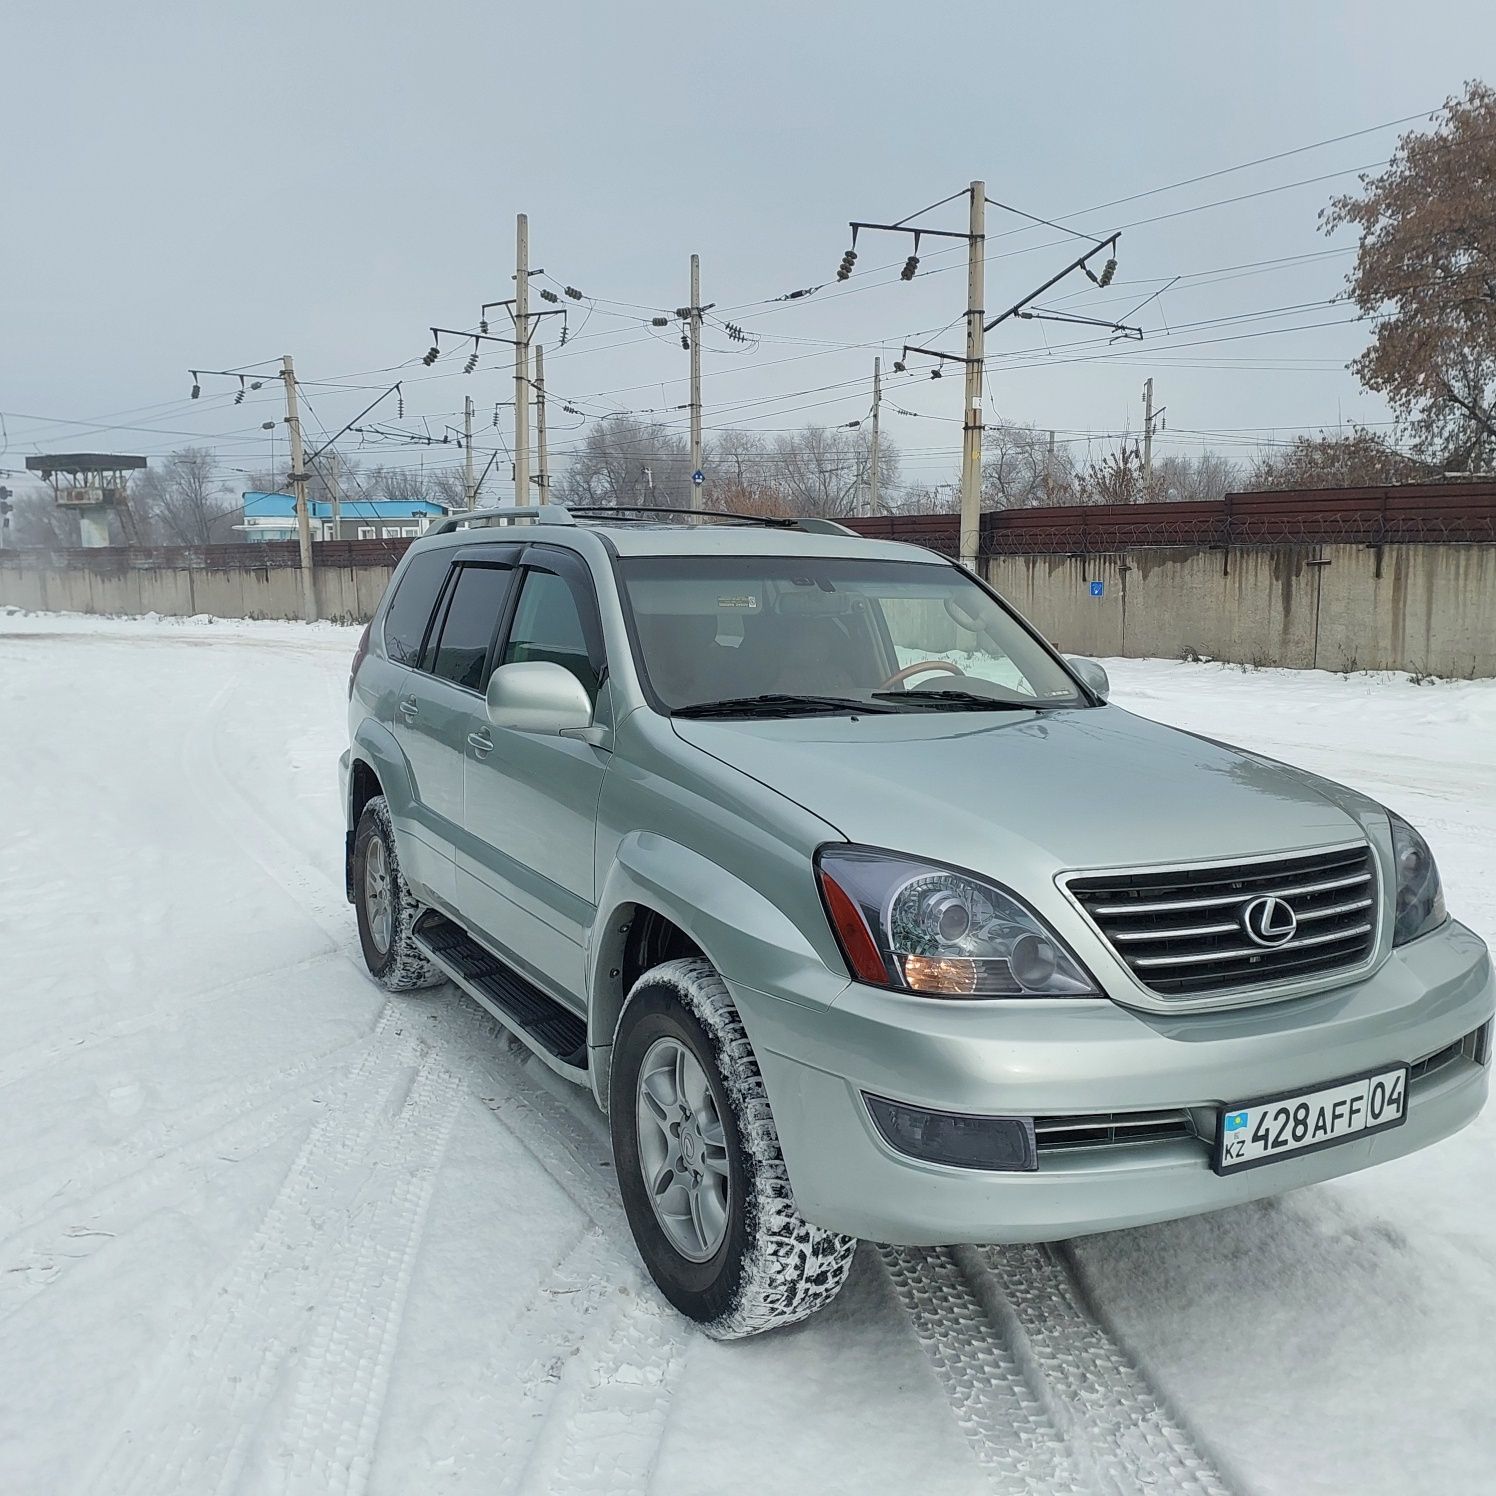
xmin=1067 ymin=843 xmax=1378 ymax=999
xmin=1034 ymin=1109 xmax=1199 ymax=1153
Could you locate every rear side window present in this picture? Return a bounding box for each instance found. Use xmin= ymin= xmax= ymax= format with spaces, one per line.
xmin=501 ymin=569 xmax=600 ymax=702
xmin=382 ymin=550 xmax=451 ymax=666
xmin=430 ymin=565 xmax=514 ymax=691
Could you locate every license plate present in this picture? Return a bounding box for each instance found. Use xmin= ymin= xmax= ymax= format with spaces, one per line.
xmin=1213 ymin=1065 xmax=1409 ymax=1175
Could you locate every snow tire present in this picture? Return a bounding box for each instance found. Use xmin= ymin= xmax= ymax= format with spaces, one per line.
xmin=611 ymin=957 xmax=857 ymax=1339
xmin=353 ymin=795 xmax=444 ymax=992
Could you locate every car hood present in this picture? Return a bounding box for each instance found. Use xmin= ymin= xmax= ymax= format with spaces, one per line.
xmin=671 ymin=704 xmax=1370 ymax=875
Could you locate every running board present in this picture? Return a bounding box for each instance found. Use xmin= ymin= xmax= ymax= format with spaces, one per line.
xmin=413 ymin=910 xmax=589 ymax=1074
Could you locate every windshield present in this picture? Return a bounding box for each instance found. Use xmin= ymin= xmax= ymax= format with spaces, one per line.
xmin=618 ymin=555 xmax=1087 ymax=714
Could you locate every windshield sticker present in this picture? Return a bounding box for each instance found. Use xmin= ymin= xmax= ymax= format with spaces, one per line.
xmin=717 ymin=596 xmax=758 ymax=609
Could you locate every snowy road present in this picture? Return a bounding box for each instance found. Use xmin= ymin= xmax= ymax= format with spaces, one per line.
xmin=2 ymin=613 xmax=1493 ymax=1496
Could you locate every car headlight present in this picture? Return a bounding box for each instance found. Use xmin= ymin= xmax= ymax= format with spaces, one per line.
xmin=815 ymin=844 xmax=1099 ymax=998
xmin=1390 ymin=813 xmax=1446 ymax=946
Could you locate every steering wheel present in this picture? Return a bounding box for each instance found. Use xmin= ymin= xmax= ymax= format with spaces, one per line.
xmin=879 ymin=659 xmax=964 ymax=691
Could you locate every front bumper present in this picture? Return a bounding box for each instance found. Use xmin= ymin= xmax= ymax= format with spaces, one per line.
xmin=731 ymin=919 xmax=1494 ymax=1244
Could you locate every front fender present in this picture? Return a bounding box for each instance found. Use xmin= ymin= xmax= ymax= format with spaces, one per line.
xmin=586 ymin=831 xmax=849 ymax=1109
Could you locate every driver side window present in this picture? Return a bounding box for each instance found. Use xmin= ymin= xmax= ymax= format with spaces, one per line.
xmin=501 ymin=569 xmax=601 ymax=703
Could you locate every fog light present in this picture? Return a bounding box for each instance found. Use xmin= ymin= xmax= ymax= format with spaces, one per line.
xmin=865 ymin=1095 xmax=1037 ymax=1171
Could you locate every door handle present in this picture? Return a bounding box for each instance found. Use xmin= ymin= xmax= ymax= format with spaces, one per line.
xmin=467 ymin=730 xmax=494 ymax=757
xmin=398 ymin=697 xmax=418 ymax=719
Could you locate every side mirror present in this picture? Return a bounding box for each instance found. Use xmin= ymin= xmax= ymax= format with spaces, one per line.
xmin=1065 ymin=656 xmax=1110 ymax=702
xmin=485 ymin=661 xmax=593 ymax=733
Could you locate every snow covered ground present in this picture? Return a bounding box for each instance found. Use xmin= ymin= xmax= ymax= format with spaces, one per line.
xmin=1 ymin=610 xmax=1492 ymax=1496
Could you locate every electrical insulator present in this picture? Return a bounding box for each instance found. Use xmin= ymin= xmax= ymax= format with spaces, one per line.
xmin=681 ymin=334 xmax=690 ymax=350
xmin=893 ymin=360 xmax=906 ymax=373
xmin=1099 ymin=257 xmax=1117 ymax=288
xmin=540 ymin=288 xmax=559 ymax=303
xmin=930 ymin=366 xmax=942 ymax=379
xmin=250 ymin=381 xmax=262 ymax=391
xmin=901 ymin=255 xmax=919 ymax=281
xmin=564 ymin=286 xmax=581 ymax=300
xmin=464 ymin=352 xmax=478 ymax=375
xmin=234 ymin=388 xmax=245 ymax=405
xmin=559 ymin=326 xmax=568 ymax=346
xmin=651 ymin=316 xmax=669 ymax=327
xmin=563 ymin=405 xmax=580 ymax=415
xmin=479 ymin=319 xmax=489 ymax=334
xmin=422 ymin=345 xmax=440 ymax=366
xmin=190 ymin=382 xmax=201 ymax=399
xmin=397 ymin=392 xmax=404 ymax=417
xmin=836 ymin=248 xmax=858 ymax=281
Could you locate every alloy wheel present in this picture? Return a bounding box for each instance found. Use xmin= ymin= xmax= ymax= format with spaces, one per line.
xmin=635 ymin=1036 xmax=731 ymax=1261
xmin=363 ymin=833 xmax=393 ymax=954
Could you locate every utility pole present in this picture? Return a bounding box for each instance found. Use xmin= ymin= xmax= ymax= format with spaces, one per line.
xmin=959 ymin=180 xmax=986 ymax=570
xmin=1140 ymin=378 xmax=1165 ymax=496
xmin=868 ymin=357 xmax=882 ymax=516
xmin=513 ymin=212 xmax=531 ymax=505
xmin=535 ymin=344 xmax=550 ymax=499
xmin=689 ymin=253 xmax=703 ymax=510
xmin=464 ymin=395 xmax=475 ymax=509
xmin=326 ymin=448 xmax=341 ymax=541
xmin=281 ymin=354 xmax=316 ymax=623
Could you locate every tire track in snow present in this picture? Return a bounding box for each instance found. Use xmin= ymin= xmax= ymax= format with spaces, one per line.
xmin=969 ymin=1244 xmax=1235 ymax=1496
xmin=882 ymin=1243 xmax=1237 ymax=1496
xmin=194 ymin=663 xmax=694 ymax=1493
xmin=79 ymin=1012 xmax=439 ymax=1496
xmin=879 ymin=1245 xmax=1090 ymax=1494
xmin=270 ymin=1061 xmax=462 ymax=1496
xmin=0 ymin=1002 xmax=379 ymax=1272
xmin=0 ymin=947 xmax=351 ymax=1098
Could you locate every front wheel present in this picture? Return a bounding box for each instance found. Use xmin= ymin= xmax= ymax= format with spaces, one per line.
xmin=610 ymin=958 xmax=857 ymax=1338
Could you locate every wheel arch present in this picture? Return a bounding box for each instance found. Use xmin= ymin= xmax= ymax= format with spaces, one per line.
xmin=587 ymin=833 xmax=846 ymax=1112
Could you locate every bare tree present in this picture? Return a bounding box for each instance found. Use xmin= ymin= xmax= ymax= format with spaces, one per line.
xmin=1247 ymin=429 xmax=1430 ymax=490
xmin=8 ymin=487 xmax=89 ymax=546
xmin=133 ymin=448 xmax=235 ymax=543
xmin=553 ymin=418 xmax=694 ymax=509
xmin=1075 ymin=441 xmax=1147 ymax=505
xmin=981 ymin=420 xmax=1075 ymax=508
xmin=1150 ymin=450 xmax=1242 ymax=503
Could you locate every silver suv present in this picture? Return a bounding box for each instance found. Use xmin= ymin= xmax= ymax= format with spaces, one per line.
xmin=341 ymin=504 xmax=1493 ymax=1337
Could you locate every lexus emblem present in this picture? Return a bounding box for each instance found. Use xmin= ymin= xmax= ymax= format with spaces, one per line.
xmin=1241 ymin=894 xmax=1298 ymax=948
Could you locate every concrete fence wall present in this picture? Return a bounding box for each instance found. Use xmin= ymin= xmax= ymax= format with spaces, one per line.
xmin=0 ymin=553 xmax=399 ymax=626
xmin=4 ymin=538 xmax=1494 ymax=678
xmin=986 ymin=543 xmax=1496 ymax=679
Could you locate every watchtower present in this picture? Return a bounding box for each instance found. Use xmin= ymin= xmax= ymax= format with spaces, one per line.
xmin=24 ymin=453 xmax=147 ymax=547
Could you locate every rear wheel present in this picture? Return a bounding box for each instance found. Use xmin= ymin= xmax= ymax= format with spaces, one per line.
xmin=352 ymin=795 xmax=442 ymax=991
xmin=610 ymin=957 xmax=857 ymax=1338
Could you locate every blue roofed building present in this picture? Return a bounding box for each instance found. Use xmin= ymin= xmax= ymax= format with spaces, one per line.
xmin=237 ymin=491 xmax=454 ymax=543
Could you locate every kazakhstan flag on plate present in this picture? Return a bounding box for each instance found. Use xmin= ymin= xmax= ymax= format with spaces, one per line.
xmin=1224 ymin=1110 xmax=1250 ymax=1131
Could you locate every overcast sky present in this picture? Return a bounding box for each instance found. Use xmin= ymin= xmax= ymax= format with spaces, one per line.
xmin=5 ymin=1 xmax=1493 ymax=499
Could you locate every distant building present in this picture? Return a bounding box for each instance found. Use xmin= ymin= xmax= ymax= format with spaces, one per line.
xmin=237 ymin=491 xmax=453 ymax=542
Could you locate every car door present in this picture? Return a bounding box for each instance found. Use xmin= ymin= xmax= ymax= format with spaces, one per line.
xmin=458 ymin=547 xmax=610 ymax=1002
xmin=379 ymin=547 xmax=462 ymax=903
xmin=396 ymin=554 xmax=519 ymax=909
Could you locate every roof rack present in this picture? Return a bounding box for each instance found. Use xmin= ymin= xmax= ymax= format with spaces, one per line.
xmin=430 ymin=502 xmax=857 ymax=538
xmin=431 ymin=504 xmax=574 ymax=534
xmin=566 ymin=504 xmax=858 ymax=536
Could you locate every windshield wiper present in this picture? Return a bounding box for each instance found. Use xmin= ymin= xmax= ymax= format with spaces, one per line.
xmin=870 ymin=689 xmax=1054 ymax=711
xmin=673 ymin=693 xmax=894 ymax=720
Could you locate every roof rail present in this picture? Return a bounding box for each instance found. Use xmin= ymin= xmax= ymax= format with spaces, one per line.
xmin=431 ymin=504 xmax=575 ymax=535
xmin=566 ymin=505 xmax=859 ymax=535
xmin=433 ymin=503 xmax=861 ymax=539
